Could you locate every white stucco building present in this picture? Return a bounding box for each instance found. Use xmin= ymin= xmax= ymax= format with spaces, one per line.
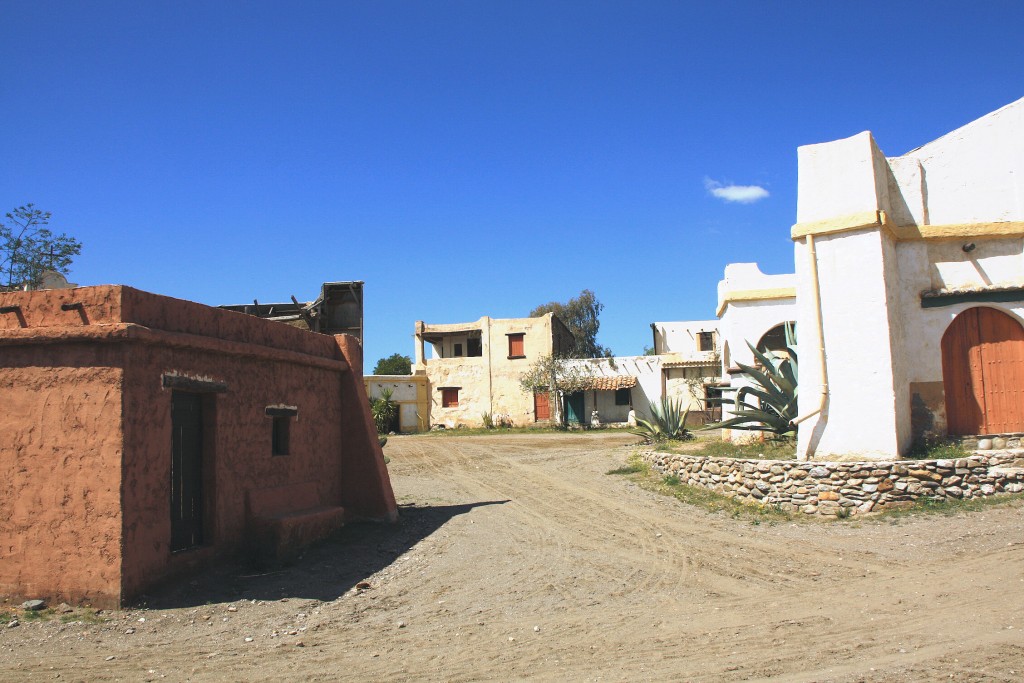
xmin=790 ymin=96 xmax=1024 ymax=459
xmin=647 ymin=319 xmax=723 ymax=424
xmin=562 ymin=355 xmax=661 ymax=426
xmin=712 ymin=263 xmax=798 ymax=440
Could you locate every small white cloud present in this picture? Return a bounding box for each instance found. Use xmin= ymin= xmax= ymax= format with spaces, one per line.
xmin=704 ymin=177 xmax=769 ymax=204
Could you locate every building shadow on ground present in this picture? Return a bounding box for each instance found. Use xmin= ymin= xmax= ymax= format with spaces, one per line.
xmin=138 ymin=500 xmax=509 ymax=609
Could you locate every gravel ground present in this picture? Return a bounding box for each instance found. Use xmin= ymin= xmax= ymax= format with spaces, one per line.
xmin=2 ymin=432 xmax=1023 ymax=682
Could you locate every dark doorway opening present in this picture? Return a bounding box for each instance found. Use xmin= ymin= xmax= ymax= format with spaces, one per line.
xmin=171 ymin=391 xmax=205 ymax=552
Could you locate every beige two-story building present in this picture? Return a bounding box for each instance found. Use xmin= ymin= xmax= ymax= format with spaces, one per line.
xmin=413 ymin=313 xmax=574 ymax=428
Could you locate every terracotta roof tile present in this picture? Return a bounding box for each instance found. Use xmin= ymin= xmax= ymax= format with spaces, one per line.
xmin=583 ymin=375 xmax=637 ymax=391
xmin=661 ymin=359 xmax=719 ymax=369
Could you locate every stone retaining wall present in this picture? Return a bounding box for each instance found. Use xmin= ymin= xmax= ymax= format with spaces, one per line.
xmin=640 ymin=449 xmax=1024 ymax=516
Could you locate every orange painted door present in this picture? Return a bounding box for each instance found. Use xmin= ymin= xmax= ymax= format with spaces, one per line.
xmin=942 ymin=308 xmax=1024 ymax=435
xmin=534 ymin=391 xmax=551 ymax=421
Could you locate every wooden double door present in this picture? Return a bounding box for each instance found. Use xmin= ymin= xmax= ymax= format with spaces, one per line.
xmin=941 ymin=307 xmax=1024 ymax=436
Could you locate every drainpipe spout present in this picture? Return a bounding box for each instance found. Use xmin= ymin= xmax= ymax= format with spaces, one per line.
xmin=794 ymin=233 xmax=829 ymax=459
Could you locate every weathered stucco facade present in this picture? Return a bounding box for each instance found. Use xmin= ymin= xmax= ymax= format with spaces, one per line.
xmin=1 ymin=286 xmax=396 ymax=607
xmin=792 ymin=97 xmax=1024 ymax=460
xmin=413 ymin=314 xmax=573 ymax=428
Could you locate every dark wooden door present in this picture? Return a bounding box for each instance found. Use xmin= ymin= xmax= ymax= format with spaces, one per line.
xmin=942 ymin=307 xmax=1024 ymax=435
xmin=534 ymin=391 xmax=551 ymax=421
xmin=171 ymin=391 xmax=204 ymax=551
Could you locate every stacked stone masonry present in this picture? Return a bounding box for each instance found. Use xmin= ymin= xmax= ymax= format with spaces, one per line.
xmin=640 ymin=448 xmax=1024 ymax=516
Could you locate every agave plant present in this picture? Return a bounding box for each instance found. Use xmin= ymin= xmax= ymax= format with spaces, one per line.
xmin=709 ymin=335 xmax=798 ymax=436
xmin=632 ymin=397 xmax=692 ymax=442
xmin=370 ymin=387 xmax=398 ymax=435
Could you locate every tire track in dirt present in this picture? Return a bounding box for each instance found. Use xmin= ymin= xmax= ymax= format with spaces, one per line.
xmin=3 ymin=432 xmax=1023 ymax=682
xmin=396 ymin=436 xmax=702 ymax=606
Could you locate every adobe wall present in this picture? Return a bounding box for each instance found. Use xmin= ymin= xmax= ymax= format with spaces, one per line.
xmin=892 ymin=239 xmax=1024 ymax=444
xmin=0 ymin=343 xmax=125 ymax=606
xmin=1 ymin=285 xmax=397 ymax=606
xmin=118 ymin=294 xmax=396 ymax=602
xmin=898 ymin=96 xmax=1024 ymax=226
xmin=119 ymin=341 xmax=353 ymax=599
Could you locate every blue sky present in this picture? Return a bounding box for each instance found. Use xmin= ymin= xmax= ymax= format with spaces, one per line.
xmin=4 ymin=1 xmax=1023 ymax=366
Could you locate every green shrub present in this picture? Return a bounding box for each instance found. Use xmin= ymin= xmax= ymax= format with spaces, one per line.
xmin=686 ymin=438 xmax=796 ymax=460
xmin=907 ymin=438 xmax=971 ymax=460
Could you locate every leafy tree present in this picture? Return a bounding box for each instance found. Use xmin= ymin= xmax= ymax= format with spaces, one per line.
xmin=642 ymin=345 xmax=657 ymax=356
xmin=373 ymin=353 xmax=412 ymax=375
xmin=519 ymin=354 xmax=594 ymax=426
xmin=1 ymin=204 xmax=82 ymax=291
xmin=530 ymin=289 xmax=611 ymax=358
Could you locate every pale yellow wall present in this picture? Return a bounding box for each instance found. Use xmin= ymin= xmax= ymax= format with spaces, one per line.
xmin=418 ymin=314 xmax=558 ymax=428
xmin=423 ymin=356 xmax=490 ymax=428
xmin=487 ymin=316 xmax=553 ymax=426
xmin=364 ymin=375 xmax=429 ymax=433
xmin=664 ymin=366 xmax=720 ymax=422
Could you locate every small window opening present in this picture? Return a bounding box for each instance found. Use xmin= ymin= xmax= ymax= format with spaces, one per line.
xmin=266 ymin=405 xmax=298 ymax=456
xmin=441 ymin=387 xmax=460 ymax=407
xmin=697 ymin=331 xmax=715 ymax=352
xmin=508 ymin=333 xmax=525 ymax=358
xmin=272 ymin=416 xmax=290 ymax=455
xmin=453 ymin=342 xmax=464 ymax=357
xmin=614 ymin=388 xmax=631 ymax=406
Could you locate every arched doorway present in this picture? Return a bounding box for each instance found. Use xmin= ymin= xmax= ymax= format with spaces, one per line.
xmin=756 ymin=321 xmax=797 ymax=360
xmin=941 ymin=307 xmax=1024 ymax=435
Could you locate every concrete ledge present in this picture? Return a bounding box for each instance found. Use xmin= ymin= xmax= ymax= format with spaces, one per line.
xmin=248 ymin=506 xmax=345 ymax=564
xmin=246 ymin=483 xmax=345 ymax=564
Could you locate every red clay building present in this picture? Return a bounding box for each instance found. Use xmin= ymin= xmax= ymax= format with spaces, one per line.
xmin=0 ymin=285 xmax=397 ymax=608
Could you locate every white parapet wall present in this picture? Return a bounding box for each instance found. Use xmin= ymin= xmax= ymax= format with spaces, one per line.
xmin=791 ymin=97 xmax=1024 ymax=460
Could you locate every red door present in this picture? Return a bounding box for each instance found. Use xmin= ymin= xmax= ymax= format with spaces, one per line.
xmin=941 ymin=307 xmax=1024 ymax=435
xmin=534 ymin=391 xmax=551 ymax=421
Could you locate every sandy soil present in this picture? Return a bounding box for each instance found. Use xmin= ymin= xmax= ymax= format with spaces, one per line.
xmin=2 ymin=432 xmax=1023 ymax=682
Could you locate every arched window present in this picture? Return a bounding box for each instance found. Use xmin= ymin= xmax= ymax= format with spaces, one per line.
xmin=756 ymin=322 xmax=796 ymax=361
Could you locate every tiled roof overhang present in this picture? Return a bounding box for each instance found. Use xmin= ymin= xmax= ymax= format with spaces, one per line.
xmin=582 ymin=375 xmax=637 ymax=390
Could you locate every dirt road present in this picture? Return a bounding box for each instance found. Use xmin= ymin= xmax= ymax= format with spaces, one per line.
xmin=2 ymin=433 xmax=1023 ymax=681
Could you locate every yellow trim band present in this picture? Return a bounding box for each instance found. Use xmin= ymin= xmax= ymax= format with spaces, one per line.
xmin=889 ymin=221 xmax=1024 ymax=241
xmin=790 ymin=211 xmax=886 ymax=240
xmin=792 ymin=211 xmax=1024 ymax=243
xmin=716 ymin=287 xmax=798 ymax=317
